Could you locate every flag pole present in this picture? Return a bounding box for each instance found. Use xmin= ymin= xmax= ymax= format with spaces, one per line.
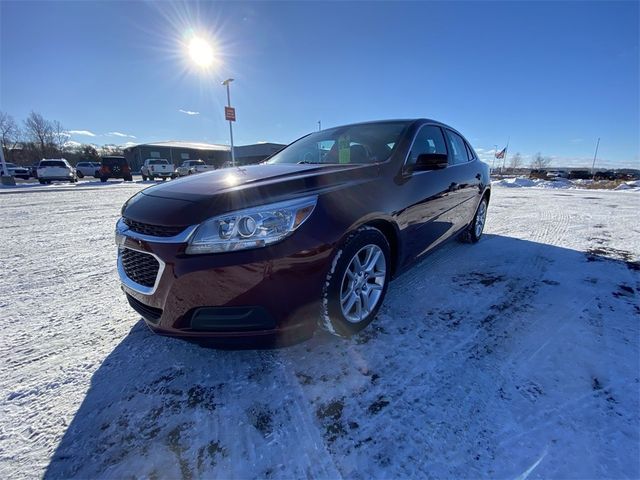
xmin=590 ymin=137 xmax=600 ymax=179
xmin=502 ymin=137 xmax=510 ymax=173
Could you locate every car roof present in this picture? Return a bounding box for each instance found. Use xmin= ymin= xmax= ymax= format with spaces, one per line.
xmin=323 ymin=118 xmax=456 ymax=133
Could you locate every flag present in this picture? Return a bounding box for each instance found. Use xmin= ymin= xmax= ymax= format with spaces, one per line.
xmin=495 ymin=147 xmax=506 ymax=159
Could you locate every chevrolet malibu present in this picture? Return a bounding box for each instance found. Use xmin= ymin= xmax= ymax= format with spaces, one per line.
xmin=116 ymin=119 xmax=490 ymax=347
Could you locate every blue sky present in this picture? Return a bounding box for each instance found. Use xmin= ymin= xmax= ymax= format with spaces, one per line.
xmin=1 ymin=1 xmax=638 ymax=168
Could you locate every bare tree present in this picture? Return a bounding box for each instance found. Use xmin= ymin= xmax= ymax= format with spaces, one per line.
xmin=51 ymin=120 xmax=69 ymax=156
xmin=23 ymin=111 xmax=54 ymax=158
xmin=0 ymin=112 xmax=21 ymax=159
xmin=530 ymin=152 xmax=551 ymax=170
xmin=509 ymin=152 xmax=523 ymax=171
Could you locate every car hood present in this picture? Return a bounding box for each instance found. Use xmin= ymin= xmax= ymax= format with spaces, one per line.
xmin=123 ymin=163 xmax=377 ymax=226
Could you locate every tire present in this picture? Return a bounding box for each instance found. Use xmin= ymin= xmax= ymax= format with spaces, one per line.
xmin=76 ymin=171 xmax=84 ymax=179
xmin=149 ymin=176 xmax=154 ymax=181
xmin=100 ymin=177 xmax=108 ymax=183
xmin=125 ymin=175 xmax=133 ymax=182
xmin=162 ymin=177 xmax=166 ymax=181
xmin=142 ymin=174 xmax=147 ymax=181
xmin=94 ymin=171 xmax=100 ymax=178
xmin=321 ymin=226 xmax=391 ymax=337
xmin=459 ymin=197 xmax=488 ymax=243
xmin=38 ymin=180 xmax=45 ymax=184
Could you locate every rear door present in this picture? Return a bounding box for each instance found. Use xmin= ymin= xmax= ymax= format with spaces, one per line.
xmin=443 ymin=129 xmax=483 ymax=227
xmin=396 ymin=124 xmax=459 ymax=262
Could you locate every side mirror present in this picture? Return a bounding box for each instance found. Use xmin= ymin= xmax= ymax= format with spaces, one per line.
xmin=414 ymin=153 xmax=448 ymax=171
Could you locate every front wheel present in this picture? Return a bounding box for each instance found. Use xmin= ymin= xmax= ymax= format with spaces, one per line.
xmin=100 ymin=177 xmax=108 ymax=183
xmin=460 ymin=197 xmax=488 ymax=243
xmin=76 ymin=171 xmax=84 ymax=179
xmin=321 ymin=227 xmax=391 ymax=337
xmin=142 ymin=174 xmax=147 ymax=181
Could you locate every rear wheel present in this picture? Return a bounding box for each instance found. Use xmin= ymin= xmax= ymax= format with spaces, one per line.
xmin=142 ymin=174 xmax=147 ymax=181
xmin=38 ymin=180 xmax=45 ymax=184
xmin=460 ymin=197 xmax=488 ymax=243
xmin=125 ymin=175 xmax=133 ymax=182
xmin=76 ymin=171 xmax=84 ymax=179
xmin=149 ymin=176 xmax=155 ymax=181
xmin=100 ymin=177 xmax=108 ymax=183
xmin=321 ymin=227 xmax=391 ymax=337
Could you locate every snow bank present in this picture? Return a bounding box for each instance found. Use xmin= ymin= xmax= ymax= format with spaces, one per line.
xmin=615 ymin=180 xmax=640 ymax=191
xmin=493 ymin=177 xmax=573 ymax=189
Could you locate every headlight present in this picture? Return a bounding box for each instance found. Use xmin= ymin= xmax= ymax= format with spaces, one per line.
xmin=186 ymin=195 xmax=317 ymax=254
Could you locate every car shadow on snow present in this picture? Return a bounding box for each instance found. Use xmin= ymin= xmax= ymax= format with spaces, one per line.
xmin=44 ymin=234 xmax=639 ymax=479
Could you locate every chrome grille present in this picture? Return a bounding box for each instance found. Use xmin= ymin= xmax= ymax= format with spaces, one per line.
xmin=121 ymin=249 xmax=160 ymax=288
xmin=123 ymin=217 xmax=186 ymax=238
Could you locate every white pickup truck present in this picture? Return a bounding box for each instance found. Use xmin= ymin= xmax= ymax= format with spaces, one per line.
xmin=176 ymin=159 xmax=214 ymax=177
xmin=141 ymin=159 xmax=175 ymax=181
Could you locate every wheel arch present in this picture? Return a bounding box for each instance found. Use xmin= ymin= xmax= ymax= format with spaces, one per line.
xmin=357 ymin=218 xmax=401 ymax=278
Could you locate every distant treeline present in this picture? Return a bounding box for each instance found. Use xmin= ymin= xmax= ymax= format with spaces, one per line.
xmin=0 ymin=110 xmax=123 ymax=166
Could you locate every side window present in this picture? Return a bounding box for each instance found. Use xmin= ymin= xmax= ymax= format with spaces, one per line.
xmin=465 ymin=142 xmax=476 ymax=161
xmin=407 ymin=125 xmax=447 ymax=166
xmin=445 ymin=130 xmax=468 ymax=165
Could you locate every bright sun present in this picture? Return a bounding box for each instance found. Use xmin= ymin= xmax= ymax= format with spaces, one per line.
xmin=188 ymin=37 xmax=214 ymax=68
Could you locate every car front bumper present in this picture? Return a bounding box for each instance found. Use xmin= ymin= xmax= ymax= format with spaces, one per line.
xmin=116 ymin=218 xmax=335 ymax=347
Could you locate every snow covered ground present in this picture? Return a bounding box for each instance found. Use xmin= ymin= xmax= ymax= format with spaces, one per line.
xmin=494 ymin=176 xmax=640 ymax=191
xmin=0 ymin=182 xmax=638 ymax=479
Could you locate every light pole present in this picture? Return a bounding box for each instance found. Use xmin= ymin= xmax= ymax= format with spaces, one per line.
xmin=222 ymin=78 xmax=236 ymax=167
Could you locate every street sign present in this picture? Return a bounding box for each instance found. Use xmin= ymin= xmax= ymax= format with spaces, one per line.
xmin=225 ymin=106 xmax=236 ymax=122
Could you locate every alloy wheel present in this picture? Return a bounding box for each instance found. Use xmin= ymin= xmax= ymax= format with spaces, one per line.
xmin=340 ymin=244 xmax=386 ymax=323
xmin=475 ymin=200 xmax=487 ymax=238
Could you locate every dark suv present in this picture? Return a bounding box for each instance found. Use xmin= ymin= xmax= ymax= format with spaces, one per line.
xmin=116 ymin=119 xmax=491 ymax=347
xmin=100 ymin=156 xmax=132 ymax=182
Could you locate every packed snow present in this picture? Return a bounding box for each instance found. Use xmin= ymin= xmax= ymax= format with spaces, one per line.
xmin=494 ymin=176 xmax=640 ymax=191
xmin=0 ymin=181 xmax=638 ymax=479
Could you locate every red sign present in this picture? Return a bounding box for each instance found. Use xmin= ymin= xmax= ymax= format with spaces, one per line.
xmin=225 ymin=106 xmax=236 ymax=122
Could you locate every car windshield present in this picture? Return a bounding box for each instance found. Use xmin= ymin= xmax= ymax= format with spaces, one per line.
xmin=40 ymin=161 xmax=66 ymax=167
xmin=266 ymin=121 xmax=410 ymax=165
xmin=149 ymin=159 xmax=169 ymax=165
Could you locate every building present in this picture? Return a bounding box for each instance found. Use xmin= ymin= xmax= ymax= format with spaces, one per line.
xmin=234 ymin=143 xmax=286 ymax=165
xmin=123 ymin=141 xmax=286 ymax=171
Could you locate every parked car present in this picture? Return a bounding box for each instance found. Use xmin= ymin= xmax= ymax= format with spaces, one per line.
xmin=99 ymin=156 xmax=132 ymax=182
xmin=547 ymin=170 xmax=569 ymax=179
xmin=141 ymin=159 xmax=175 ymax=181
xmin=37 ymin=159 xmax=77 ymax=184
xmin=26 ymin=165 xmax=38 ymax=178
xmin=0 ymin=162 xmax=30 ymax=179
xmin=116 ymin=119 xmax=491 ymax=347
xmin=568 ymin=170 xmax=591 ymax=180
xmin=176 ymin=159 xmax=214 ymax=177
xmin=75 ymin=161 xmax=101 ymax=179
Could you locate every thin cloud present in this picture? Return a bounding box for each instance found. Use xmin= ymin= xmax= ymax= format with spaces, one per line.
xmin=68 ymin=130 xmax=96 ymax=137
xmin=179 ymin=109 xmax=200 ymax=116
xmin=107 ymin=131 xmax=136 ymax=139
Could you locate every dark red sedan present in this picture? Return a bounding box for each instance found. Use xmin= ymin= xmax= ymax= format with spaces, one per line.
xmin=116 ymin=119 xmax=490 ymax=347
